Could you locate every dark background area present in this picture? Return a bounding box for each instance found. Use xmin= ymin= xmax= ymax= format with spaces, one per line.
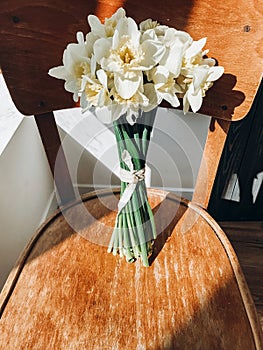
xmin=209 ymin=79 xmax=263 ymax=221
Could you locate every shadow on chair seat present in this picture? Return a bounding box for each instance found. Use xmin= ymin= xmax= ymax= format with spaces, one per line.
xmin=0 ymin=189 xmax=262 ymax=349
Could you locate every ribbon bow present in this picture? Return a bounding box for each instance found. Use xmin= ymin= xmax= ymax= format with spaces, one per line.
xmin=118 ymin=150 xmax=145 ymax=212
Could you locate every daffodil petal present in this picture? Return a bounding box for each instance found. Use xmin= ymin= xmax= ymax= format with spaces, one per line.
xmin=187 ymin=88 xmax=203 ymax=112
xmin=65 ymin=79 xmax=78 ymax=93
xmin=95 ymin=105 xmax=124 ymax=124
xmin=165 ymin=45 xmax=184 ymax=76
xmin=183 ymin=93 xmax=190 ymax=114
xmin=114 ymin=73 xmax=141 ymax=99
xmin=143 ymin=83 xmax=159 ymax=107
xmin=141 ymin=29 xmax=157 ymax=41
xmin=202 ymin=58 xmax=216 ymax=67
xmin=116 ymin=17 xmax=140 ymax=45
xmin=93 ymin=38 xmax=112 ymax=63
xmin=90 ymin=54 xmax=96 ymax=76
xmin=76 ymin=32 xmax=85 ymax=44
xmin=97 ymin=69 xmax=108 ymax=88
xmin=185 ymin=37 xmax=207 ymax=59
xmin=140 ymin=39 xmax=165 ymax=68
xmin=193 ymin=67 xmax=209 ymax=91
xmin=88 ymin=15 xmax=105 ymax=37
xmin=152 ymin=65 xmax=169 ymax=85
xmin=161 ymin=92 xmax=180 ymax=108
xmin=48 ymin=66 xmax=66 ymax=79
xmin=208 ymin=66 xmax=224 ymax=81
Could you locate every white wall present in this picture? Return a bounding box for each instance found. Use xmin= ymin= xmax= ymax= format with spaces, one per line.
xmin=0 ymin=117 xmax=55 ymax=289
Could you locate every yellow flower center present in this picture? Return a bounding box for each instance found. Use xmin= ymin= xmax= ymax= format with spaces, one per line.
xmin=74 ymin=62 xmax=91 ymax=78
xmin=85 ymin=82 xmax=102 ymax=105
xmin=105 ymin=19 xmax=118 ymax=37
xmin=112 ymin=88 xmax=139 ymax=104
xmin=119 ymin=46 xmax=135 ymax=65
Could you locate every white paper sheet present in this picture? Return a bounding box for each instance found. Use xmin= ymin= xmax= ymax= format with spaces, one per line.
xmin=55 ymin=108 xmax=120 ymax=177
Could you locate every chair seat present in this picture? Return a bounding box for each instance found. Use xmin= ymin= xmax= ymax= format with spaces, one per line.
xmin=0 ymin=189 xmax=262 ymax=349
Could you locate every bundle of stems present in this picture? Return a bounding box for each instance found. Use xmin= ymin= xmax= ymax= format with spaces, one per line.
xmin=107 ymin=109 xmax=157 ymax=266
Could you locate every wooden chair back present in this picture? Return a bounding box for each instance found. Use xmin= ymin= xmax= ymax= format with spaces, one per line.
xmin=0 ymin=0 xmax=262 ymax=207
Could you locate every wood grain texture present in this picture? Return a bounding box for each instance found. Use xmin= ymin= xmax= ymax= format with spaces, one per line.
xmin=0 ymin=189 xmax=262 ymax=349
xmin=34 ymin=112 xmax=75 ymax=205
xmin=220 ymin=221 xmax=263 ymax=330
xmin=193 ymin=118 xmax=230 ymax=208
xmin=0 ymin=0 xmax=262 ymax=119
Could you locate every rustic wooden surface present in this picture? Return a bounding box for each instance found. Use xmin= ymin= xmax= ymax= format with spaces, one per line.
xmin=0 ymin=0 xmax=262 ymax=119
xmin=193 ymin=118 xmax=230 ymax=208
xmin=35 ymin=112 xmax=76 ymax=205
xmin=0 ymin=190 xmax=262 ymax=349
xmin=221 ymin=221 xmax=263 ymax=330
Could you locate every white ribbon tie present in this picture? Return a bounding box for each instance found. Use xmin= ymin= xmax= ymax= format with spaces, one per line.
xmin=118 ymin=150 xmax=145 ymax=212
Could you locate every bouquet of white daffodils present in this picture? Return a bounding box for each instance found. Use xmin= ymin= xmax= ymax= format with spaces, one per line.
xmin=49 ymin=8 xmax=223 ymax=266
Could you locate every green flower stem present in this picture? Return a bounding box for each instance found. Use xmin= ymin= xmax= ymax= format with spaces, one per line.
xmin=138 ymin=182 xmax=157 ymax=240
xmin=130 ymin=189 xmax=149 ymax=267
xmin=122 ymin=211 xmax=135 ymax=263
xmin=107 ymin=225 xmax=116 ymax=253
xmin=113 ymin=226 xmax=119 ymax=256
xmin=125 ymin=203 xmax=140 ymax=259
xmin=142 ymin=127 xmax=149 ymax=158
xmin=134 ymin=132 xmax=141 ymax=154
xmin=109 ymin=111 xmax=157 ymax=266
xmin=118 ymin=214 xmax=124 ymax=258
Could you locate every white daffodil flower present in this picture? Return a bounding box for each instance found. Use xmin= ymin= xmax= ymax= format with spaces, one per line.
xmin=88 ymin=7 xmax=126 ymax=38
xmin=49 ymin=7 xmax=224 ymax=123
xmin=159 ymin=28 xmax=192 ymax=77
xmin=146 ymin=66 xmax=181 ymax=107
xmin=80 ymin=67 xmax=112 ymax=111
xmin=140 ymin=19 xmax=169 ymax=42
xmin=184 ymin=37 xmax=207 ymax=62
xmin=93 ymin=16 xmax=165 ymax=100
xmin=114 ymin=71 xmax=142 ymax=100
xmin=181 ymin=37 xmax=214 ymax=77
xmin=139 ymin=18 xmax=160 ymax=32
xmin=48 ymin=32 xmax=91 ymax=102
xmin=94 ymin=17 xmax=164 ymax=73
xmin=141 ymin=25 xmax=192 ymax=77
xmin=110 ymin=86 xmax=150 ymax=125
xmin=183 ymin=65 xmax=224 ymax=113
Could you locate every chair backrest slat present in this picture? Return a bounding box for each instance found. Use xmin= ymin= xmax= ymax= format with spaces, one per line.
xmin=34 ymin=112 xmax=75 ymax=205
xmin=0 ymin=0 xmax=262 ymax=119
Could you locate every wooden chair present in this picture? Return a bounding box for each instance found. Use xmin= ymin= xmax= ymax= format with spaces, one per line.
xmin=0 ymin=1 xmax=262 ymax=349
